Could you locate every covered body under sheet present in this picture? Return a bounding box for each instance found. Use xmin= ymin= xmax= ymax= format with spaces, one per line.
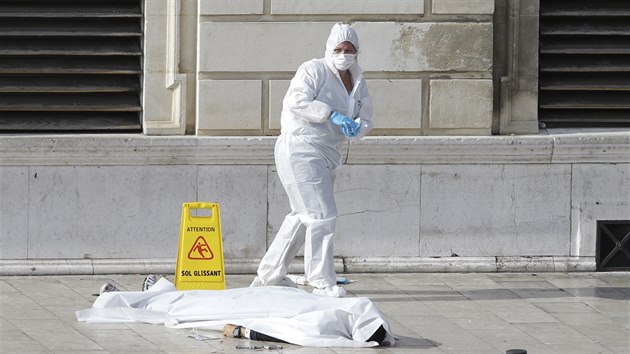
xmin=76 ymin=278 xmax=395 ymax=347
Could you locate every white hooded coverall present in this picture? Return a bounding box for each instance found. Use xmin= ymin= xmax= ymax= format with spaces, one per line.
xmin=256 ymin=24 xmax=373 ymax=289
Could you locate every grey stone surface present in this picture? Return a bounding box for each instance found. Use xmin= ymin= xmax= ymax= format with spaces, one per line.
xmin=197 ymin=80 xmax=262 ymax=131
xmin=420 ymin=164 xmax=571 ymax=257
xmin=552 ymin=132 xmax=630 ymax=163
xmin=146 ymin=0 xmax=499 ymax=135
xmin=432 ymin=0 xmax=494 ymax=14
xmin=271 ymin=0 xmax=425 ymax=14
xmin=1 ymin=133 xmax=628 ymax=272
xmin=199 ymin=0 xmax=264 ymax=15
xmin=369 ymin=79 xmax=423 ymax=129
xmin=268 ymin=80 xmax=290 ymax=130
xmin=571 ymin=163 xmax=630 ymax=257
xmin=26 ymin=166 xmax=197 ymax=258
xmin=356 ymin=22 xmax=493 ymax=72
xmin=198 ymin=165 xmax=268 ymax=259
xmin=429 ymin=79 xmax=493 ymax=132
xmin=4 ymin=272 xmax=626 ymax=353
xmin=347 ymin=136 xmax=554 ymax=164
xmin=0 ymin=167 xmax=29 ymax=259
xmin=198 ymin=22 xmax=335 ymax=72
xmin=268 ymin=165 xmax=421 ymax=258
xmin=334 ymin=165 xmax=421 ymax=257
xmin=499 ymin=0 xmax=540 ymax=134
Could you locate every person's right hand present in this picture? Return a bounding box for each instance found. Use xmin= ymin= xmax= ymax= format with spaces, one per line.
xmin=330 ymin=111 xmax=358 ymax=137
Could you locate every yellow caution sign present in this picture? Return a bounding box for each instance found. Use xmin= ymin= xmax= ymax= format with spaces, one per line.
xmin=175 ymin=202 xmax=225 ymax=290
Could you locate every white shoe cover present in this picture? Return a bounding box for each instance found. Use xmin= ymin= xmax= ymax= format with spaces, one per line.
xmin=249 ymin=276 xmax=263 ymax=287
xmin=312 ymin=285 xmax=346 ymax=298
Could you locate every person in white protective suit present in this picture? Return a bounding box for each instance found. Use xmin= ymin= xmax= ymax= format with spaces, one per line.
xmin=251 ymin=23 xmax=373 ymax=297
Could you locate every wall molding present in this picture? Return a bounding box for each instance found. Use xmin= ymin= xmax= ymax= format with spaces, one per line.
xmin=0 ymin=256 xmax=595 ymax=276
xmin=1 ymin=133 xmax=628 ymax=166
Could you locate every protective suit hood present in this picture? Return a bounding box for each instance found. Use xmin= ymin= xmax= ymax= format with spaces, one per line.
xmin=325 ymin=23 xmax=360 ymax=72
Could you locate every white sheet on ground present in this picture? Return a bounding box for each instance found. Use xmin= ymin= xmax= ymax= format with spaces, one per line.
xmin=76 ymin=278 xmax=395 ymax=347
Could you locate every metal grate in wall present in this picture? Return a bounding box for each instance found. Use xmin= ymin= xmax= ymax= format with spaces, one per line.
xmin=539 ymin=0 xmax=630 ymax=127
xmin=0 ymin=0 xmax=143 ymax=133
xmin=596 ymin=221 xmax=630 ymax=271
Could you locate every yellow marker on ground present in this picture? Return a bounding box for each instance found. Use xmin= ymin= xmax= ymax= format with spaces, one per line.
xmin=175 ymin=202 xmax=225 ymax=290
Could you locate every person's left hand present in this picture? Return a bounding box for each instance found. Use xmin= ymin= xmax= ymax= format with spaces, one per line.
xmin=330 ymin=111 xmax=359 ymax=137
xmin=342 ymin=122 xmax=359 ymax=137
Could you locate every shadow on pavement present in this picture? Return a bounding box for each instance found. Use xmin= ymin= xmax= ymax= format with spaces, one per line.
xmin=391 ymin=335 xmax=441 ymax=349
xmin=350 ymin=287 xmax=630 ymax=301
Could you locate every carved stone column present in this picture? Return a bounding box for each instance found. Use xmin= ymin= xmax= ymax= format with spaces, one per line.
xmin=499 ymin=0 xmax=540 ymax=134
xmin=142 ymin=0 xmax=187 ymax=135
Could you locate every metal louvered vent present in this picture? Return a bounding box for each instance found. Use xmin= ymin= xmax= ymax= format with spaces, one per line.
xmin=0 ymin=0 xmax=142 ymax=133
xmin=539 ymin=0 xmax=630 ymax=127
xmin=597 ymin=221 xmax=630 ymax=271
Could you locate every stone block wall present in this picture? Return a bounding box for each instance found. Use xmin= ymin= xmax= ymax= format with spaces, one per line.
xmin=2 ymin=133 xmax=628 ymax=275
xmin=5 ymin=1 xmax=627 ymax=276
xmin=194 ymin=0 xmax=494 ymax=136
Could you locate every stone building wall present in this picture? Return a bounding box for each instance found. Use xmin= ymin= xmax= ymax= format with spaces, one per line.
xmin=2 ymin=0 xmax=628 ymax=275
xmin=180 ymin=0 xmax=496 ymax=136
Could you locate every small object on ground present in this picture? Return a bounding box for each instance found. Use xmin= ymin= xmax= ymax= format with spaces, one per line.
xmin=99 ymin=283 xmax=120 ymax=295
xmin=236 ymin=345 xmax=284 ymax=350
xmin=506 ymin=350 xmax=527 ymax=354
xmin=142 ymin=274 xmax=158 ymax=291
xmin=336 ymin=276 xmax=350 ymax=284
xmin=223 ymin=323 xmax=243 ymax=338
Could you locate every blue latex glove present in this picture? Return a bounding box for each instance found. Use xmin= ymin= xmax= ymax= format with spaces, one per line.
xmin=342 ymin=123 xmax=358 ymax=137
xmin=330 ymin=111 xmax=359 ymax=137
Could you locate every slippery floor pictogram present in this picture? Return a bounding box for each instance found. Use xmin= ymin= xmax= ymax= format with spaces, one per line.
xmin=187 ymin=236 xmax=214 ymax=260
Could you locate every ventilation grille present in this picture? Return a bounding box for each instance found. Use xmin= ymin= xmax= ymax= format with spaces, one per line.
xmin=597 ymin=221 xmax=630 ymax=271
xmin=0 ymin=0 xmax=142 ymax=133
xmin=539 ymin=0 xmax=630 ymax=127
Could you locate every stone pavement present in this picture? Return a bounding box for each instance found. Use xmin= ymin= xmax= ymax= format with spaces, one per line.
xmin=0 ymin=272 xmax=628 ymax=354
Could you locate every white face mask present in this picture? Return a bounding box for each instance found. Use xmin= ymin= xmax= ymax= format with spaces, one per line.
xmin=332 ymin=54 xmax=356 ymax=71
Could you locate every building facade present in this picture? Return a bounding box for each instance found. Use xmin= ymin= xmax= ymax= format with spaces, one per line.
xmin=1 ymin=0 xmax=629 ymax=275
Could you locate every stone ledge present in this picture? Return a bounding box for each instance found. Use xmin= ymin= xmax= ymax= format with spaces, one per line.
xmin=0 ymin=133 xmax=628 ymax=166
xmin=552 ymin=132 xmax=630 ymax=163
xmin=345 ymin=256 xmax=595 ymax=272
xmin=0 ymin=256 xmax=595 ymax=275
